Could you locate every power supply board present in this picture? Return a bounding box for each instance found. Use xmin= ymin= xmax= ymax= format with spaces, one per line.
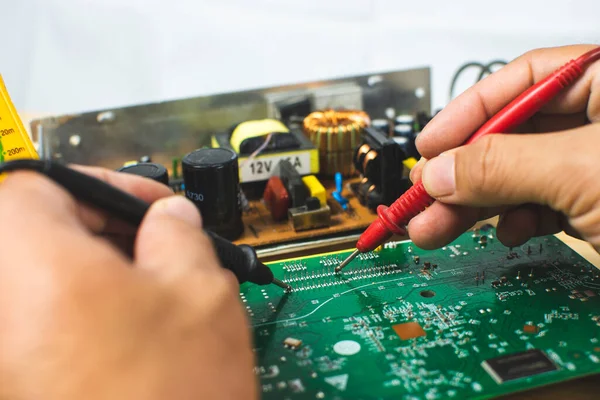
xmin=240 ymin=226 xmax=600 ymax=399
xmin=237 ymin=177 xmax=380 ymax=249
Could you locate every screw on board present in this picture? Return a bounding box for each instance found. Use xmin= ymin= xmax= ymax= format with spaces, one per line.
xmin=97 ymin=111 xmax=116 ymax=123
xmin=69 ymin=134 xmax=82 ymax=148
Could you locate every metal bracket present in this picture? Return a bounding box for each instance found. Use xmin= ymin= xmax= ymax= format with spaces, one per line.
xmin=30 ymin=67 xmax=430 ymax=170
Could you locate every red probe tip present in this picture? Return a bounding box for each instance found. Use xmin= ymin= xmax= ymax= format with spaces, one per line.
xmin=337 ymin=182 xmax=434 ymax=272
xmin=356 ymin=181 xmax=434 ymax=253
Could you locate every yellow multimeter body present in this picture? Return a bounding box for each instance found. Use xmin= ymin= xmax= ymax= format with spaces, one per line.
xmin=0 ymin=75 xmax=39 ymax=181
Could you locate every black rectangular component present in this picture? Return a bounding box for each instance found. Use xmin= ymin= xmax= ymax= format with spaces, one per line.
xmin=482 ymin=349 xmax=558 ymax=384
xmin=275 ymin=159 xmax=308 ymax=207
xmin=351 ymin=126 xmax=412 ymax=210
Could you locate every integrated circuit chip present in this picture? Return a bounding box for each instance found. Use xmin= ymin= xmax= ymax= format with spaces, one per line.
xmin=482 ymin=349 xmax=558 ymax=384
xmin=393 ymin=322 xmax=426 ymax=340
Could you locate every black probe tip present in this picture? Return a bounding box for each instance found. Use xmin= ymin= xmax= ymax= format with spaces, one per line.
xmin=272 ymin=278 xmax=292 ymax=292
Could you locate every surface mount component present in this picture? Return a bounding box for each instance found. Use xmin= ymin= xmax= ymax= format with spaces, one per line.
xmin=182 ymin=148 xmax=243 ymax=240
xmin=241 ymin=227 xmax=600 ymax=399
xmin=392 ymin=321 xmax=426 ymax=340
xmin=283 ymin=337 xmax=303 ymax=350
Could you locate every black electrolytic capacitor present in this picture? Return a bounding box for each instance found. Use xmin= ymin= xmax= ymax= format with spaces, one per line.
xmin=117 ymin=162 xmax=169 ymax=185
xmin=182 ymin=148 xmax=243 ymax=240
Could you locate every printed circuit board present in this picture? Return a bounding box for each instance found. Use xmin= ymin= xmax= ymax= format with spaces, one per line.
xmin=240 ymin=226 xmax=600 ymax=399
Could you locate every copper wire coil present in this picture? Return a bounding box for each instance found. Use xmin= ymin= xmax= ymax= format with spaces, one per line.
xmin=355 ymin=143 xmax=370 ymax=160
xmin=362 ymin=150 xmax=378 ymax=173
xmin=319 ymin=151 xmax=356 ymax=177
xmin=303 ymin=109 xmax=370 ymax=176
xmin=353 ymin=143 xmax=380 ymax=179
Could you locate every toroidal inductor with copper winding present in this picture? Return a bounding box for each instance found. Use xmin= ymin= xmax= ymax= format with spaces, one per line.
xmin=303 ymin=109 xmax=370 ymax=177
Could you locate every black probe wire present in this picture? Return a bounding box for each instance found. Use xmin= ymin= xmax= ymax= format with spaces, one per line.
xmin=0 ymin=159 xmax=292 ymax=291
xmin=0 ymin=159 xmax=149 ymax=226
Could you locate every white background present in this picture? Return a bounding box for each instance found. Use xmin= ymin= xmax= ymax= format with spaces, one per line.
xmin=1 ymin=0 xmax=598 ymax=115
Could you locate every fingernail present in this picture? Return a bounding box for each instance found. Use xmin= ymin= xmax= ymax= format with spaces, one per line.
xmin=151 ymin=196 xmax=201 ymax=227
xmin=422 ymin=153 xmax=456 ymax=197
xmin=409 ymin=157 xmax=427 ymax=182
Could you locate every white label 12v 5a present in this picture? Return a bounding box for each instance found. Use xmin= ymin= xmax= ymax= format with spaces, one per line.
xmin=239 ymin=152 xmax=311 ymax=182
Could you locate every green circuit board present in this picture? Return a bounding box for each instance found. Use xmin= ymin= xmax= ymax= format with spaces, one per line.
xmin=240 ymin=226 xmax=600 ymax=399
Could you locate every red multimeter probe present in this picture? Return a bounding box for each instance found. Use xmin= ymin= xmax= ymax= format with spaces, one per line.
xmin=336 ymin=46 xmax=600 ymax=272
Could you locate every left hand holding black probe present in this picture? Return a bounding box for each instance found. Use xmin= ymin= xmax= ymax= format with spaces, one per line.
xmin=0 ymin=159 xmax=290 ymax=291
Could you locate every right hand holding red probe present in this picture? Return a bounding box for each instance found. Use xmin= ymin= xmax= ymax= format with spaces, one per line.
xmin=409 ymin=44 xmax=600 ymax=254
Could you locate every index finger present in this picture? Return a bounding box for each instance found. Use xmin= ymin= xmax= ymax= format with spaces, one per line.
xmin=69 ymin=165 xmax=174 ymax=234
xmin=0 ymin=171 xmax=129 ymax=276
xmin=416 ymin=44 xmax=600 ymax=159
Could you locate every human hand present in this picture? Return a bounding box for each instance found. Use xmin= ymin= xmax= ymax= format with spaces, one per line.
xmin=0 ymin=168 xmax=257 ymax=400
xmin=409 ymin=44 xmax=600 ymax=253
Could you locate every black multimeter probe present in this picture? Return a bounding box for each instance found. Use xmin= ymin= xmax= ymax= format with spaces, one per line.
xmin=0 ymin=159 xmax=291 ymax=291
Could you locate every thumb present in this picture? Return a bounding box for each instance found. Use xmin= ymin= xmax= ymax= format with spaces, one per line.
xmin=420 ymin=125 xmax=600 ymax=219
xmin=134 ymin=196 xmax=222 ymax=280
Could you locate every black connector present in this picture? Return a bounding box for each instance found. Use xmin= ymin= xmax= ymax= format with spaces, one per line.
xmin=352 ymin=126 xmax=412 ymax=210
xmin=274 ymin=159 xmax=309 ymax=207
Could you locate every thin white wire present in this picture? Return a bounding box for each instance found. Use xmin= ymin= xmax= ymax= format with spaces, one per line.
xmin=238 ymin=132 xmax=274 ymax=168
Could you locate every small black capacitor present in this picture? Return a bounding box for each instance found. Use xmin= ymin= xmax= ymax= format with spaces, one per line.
xmin=182 ymin=148 xmax=243 ymax=240
xmin=117 ymin=162 xmax=169 ymax=185
xmin=395 ymin=114 xmax=415 ymax=126
xmin=394 ymin=124 xmax=413 ymax=138
xmin=371 ymin=119 xmax=390 ymax=133
xmin=395 ymin=114 xmax=415 ymax=141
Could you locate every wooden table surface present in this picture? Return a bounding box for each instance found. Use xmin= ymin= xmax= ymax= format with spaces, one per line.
xmin=17 ymin=113 xmax=600 ymax=399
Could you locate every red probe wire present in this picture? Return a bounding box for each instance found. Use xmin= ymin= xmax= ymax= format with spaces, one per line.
xmin=336 ymin=46 xmax=600 ymax=272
